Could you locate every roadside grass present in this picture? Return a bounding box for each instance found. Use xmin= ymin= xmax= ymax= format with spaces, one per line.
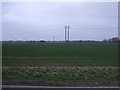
xmin=2 ymin=67 xmax=119 ymax=83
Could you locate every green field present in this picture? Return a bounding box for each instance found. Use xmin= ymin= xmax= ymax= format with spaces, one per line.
xmin=2 ymin=42 xmax=119 ymax=86
xmin=2 ymin=42 xmax=118 ymax=66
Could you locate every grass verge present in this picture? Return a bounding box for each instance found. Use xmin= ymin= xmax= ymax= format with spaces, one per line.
xmin=3 ymin=66 xmax=119 ymax=83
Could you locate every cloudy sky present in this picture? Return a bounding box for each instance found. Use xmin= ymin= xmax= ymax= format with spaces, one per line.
xmin=2 ymin=2 xmax=118 ymax=41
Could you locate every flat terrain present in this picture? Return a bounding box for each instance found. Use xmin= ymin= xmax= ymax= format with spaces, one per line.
xmin=2 ymin=42 xmax=118 ymax=66
xmin=2 ymin=42 xmax=119 ymax=86
xmin=2 ymin=42 xmax=118 ymax=57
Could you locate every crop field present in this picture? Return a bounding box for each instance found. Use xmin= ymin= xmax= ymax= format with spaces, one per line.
xmin=2 ymin=42 xmax=119 ymax=86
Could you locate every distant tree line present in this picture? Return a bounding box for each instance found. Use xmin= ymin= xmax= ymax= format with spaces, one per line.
xmin=2 ymin=37 xmax=120 ymax=43
xmin=103 ymin=37 xmax=119 ymax=42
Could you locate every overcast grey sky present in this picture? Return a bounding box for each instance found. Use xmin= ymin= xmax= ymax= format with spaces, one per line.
xmin=2 ymin=2 xmax=118 ymax=41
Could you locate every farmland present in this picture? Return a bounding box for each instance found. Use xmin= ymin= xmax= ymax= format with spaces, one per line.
xmin=2 ymin=42 xmax=119 ymax=86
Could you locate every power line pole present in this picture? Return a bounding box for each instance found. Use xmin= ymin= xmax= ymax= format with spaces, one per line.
xmin=65 ymin=26 xmax=67 ymax=42
xmin=64 ymin=26 xmax=70 ymax=42
xmin=68 ymin=26 xmax=70 ymax=42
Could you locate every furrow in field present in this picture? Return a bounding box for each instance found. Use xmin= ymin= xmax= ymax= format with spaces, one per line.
xmin=2 ymin=66 xmax=119 ymax=70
